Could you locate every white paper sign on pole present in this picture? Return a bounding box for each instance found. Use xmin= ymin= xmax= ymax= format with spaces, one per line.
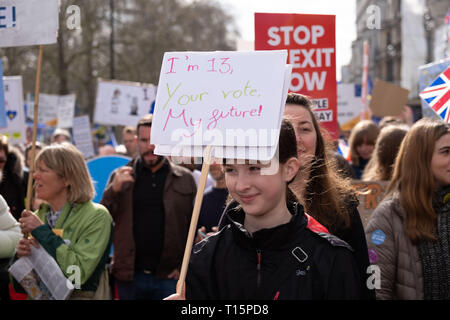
xmin=72 ymin=115 xmax=95 ymax=159
xmin=56 ymin=94 xmax=76 ymax=128
xmin=0 ymin=0 xmax=59 ymax=48
xmin=151 ymin=50 xmax=290 ymax=161
xmin=0 ymin=76 xmax=26 ymax=144
xmin=94 ymin=79 xmax=156 ymax=127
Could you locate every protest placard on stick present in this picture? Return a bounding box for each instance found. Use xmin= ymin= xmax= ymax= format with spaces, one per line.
xmin=94 ymin=79 xmax=156 ymax=127
xmin=0 ymin=0 xmax=58 ymax=48
xmin=0 ymin=0 xmax=59 ymax=214
xmin=150 ymin=50 xmax=291 ymax=295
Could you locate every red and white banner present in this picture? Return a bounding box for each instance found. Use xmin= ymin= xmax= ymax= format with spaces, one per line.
xmin=361 ymin=40 xmax=370 ymax=120
xmin=255 ymin=13 xmax=338 ymax=139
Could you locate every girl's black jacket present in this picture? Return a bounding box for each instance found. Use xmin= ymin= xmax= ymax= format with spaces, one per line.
xmin=186 ymin=202 xmax=361 ymax=300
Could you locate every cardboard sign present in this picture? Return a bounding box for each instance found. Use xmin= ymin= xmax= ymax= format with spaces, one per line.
xmin=151 ymin=50 xmax=291 ymax=161
xmin=254 ymin=13 xmax=338 ymax=139
xmin=351 ymin=180 xmax=389 ymax=229
xmin=369 ymin=80 xmax=409 ymax=117
xmin=94 ymin=79 xmax=156 ymax=127
xmin=0 ymin=0 xmax=59 ymax=48
xmin=0 ymin=60 xmax=7 ymax=128
xmin=0 ymin=76 xmax=26 ymax=143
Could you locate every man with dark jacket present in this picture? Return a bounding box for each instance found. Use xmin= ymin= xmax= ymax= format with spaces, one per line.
xmin=101 ymin=114 xmax=197 ymax=300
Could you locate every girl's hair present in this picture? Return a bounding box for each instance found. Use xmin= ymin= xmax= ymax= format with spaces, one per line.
xmin=286 ymin=93 xmax=354 ymax=232
xmin=362 ymin=124 xmax=409 ymax=181
xmin=35 ymin=142 xmax=95 ymax=203
xmin=348 ymin=120 xmax=380 ymax=166
xmin=277 ymin=118 xmax=299 ymax=164
xmin=224 ymin=118 xmax=300 ymax=203
xmin=386 ymin=117 xmax=450 ymax=244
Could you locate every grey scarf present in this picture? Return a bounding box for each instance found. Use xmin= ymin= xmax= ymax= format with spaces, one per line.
xmin=417 ymin=186 xmax=450 ymax=300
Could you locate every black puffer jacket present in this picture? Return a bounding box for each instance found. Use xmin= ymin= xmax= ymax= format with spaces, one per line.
xmin=186 ymin=202 xmax=361 ymax=300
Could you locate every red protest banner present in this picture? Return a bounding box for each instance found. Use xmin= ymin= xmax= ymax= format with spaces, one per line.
xmin=255 ymin=13 xmax=338 ymax=139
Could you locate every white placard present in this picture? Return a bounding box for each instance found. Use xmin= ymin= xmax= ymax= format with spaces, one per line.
xmin=94 ymin=79 xmax=156 ymax=127
xmin=337 ymin=83 xmax=364 ymax=129
xmin=36 ymin=94 xmax=58 ymax=124
xmin=0 ymin=0 xmax=59 ymax=48
xmin=151 ymin=50 xmax=290 ymax=160
xmin=56 ymin=94 xmax=76 ymax=128
xmin=0 ymin=76 xmax=26 ymax=143
xmin=72 ymin=115 xmax=95 ymax=159
xmin=29 ymin=93 xmax=76 ymax=127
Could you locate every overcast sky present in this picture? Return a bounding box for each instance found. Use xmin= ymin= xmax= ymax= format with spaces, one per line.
xmin=216 ymin=0 xmax=357 ymax=80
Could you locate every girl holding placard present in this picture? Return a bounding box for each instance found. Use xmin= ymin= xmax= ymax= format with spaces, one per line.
xmin=165 ymin=119 xmax=360 ymax=300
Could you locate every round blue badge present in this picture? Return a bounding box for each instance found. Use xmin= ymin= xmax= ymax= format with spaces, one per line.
xmin=371 ymin=229 xmax=386 ymax=246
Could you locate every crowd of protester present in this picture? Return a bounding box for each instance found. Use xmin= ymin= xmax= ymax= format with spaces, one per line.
xmin=1 ymin=92 xmax=449 ymax=301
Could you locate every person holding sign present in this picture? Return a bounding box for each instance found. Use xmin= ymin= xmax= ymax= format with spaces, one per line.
xmin=166 ymin=119 xmax=360 ymax=300
xmin=101 ymin=114 xmax=197 ymax=300
xmin=366 ymin=118 xmax=450 ymax=299
xmin=218 ymin=93 xmax=374 ymax=299
xmin=14 ymin=143 xmax=113 ymax=299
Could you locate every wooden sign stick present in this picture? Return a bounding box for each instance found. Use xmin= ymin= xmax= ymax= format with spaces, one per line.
xmin=25 ymin=45 xmax=44 ymax=213
xmin=177 ymin=145 xmax=212 ymax=295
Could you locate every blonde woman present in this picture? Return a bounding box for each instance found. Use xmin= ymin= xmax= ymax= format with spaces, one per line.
xmin=365 ymin=118 xmax=450 ymax=299
xmin=15 ymin=143 xmax=113 ymax=300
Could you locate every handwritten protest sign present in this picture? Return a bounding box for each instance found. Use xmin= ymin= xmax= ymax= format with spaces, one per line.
xmin=0 ymin=0 xmax=58 ymax=47
xmin=255 ymin=13 xmax=338 ymax=139
xmin=0 ymin=76 xmax=26 ymax=143
xmin=151 ymin=50 xmax=291 ymax=161
xmin=94 ymin=79 xmax=156 ymax=127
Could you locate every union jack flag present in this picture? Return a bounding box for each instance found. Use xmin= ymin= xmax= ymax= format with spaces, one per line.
xmin=420 ymin=67 xmax=450 ymax=122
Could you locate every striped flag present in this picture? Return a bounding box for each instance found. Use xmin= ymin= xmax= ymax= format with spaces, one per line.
xmin=420 ymin=67 xmax=450 ymax=122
